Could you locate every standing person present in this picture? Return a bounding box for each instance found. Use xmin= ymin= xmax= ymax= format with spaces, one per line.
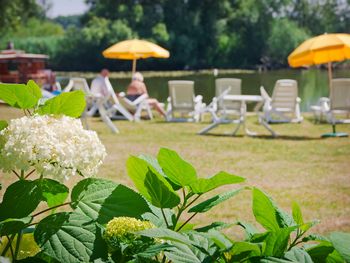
xmin=126 ymin=72 xmax=166 ymax=117
xmin=91 ymin=69 xmax=110 ymax=97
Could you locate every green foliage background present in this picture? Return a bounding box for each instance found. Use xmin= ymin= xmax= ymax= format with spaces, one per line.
xmin=1 ymin=0 xmax=350 ymax=71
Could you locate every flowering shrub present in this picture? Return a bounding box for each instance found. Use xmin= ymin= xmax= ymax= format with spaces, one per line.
xmin=0 ymin=115 xmax=106 ymax=180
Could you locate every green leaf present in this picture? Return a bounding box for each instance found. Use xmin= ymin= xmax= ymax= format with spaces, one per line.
xmin=263 ymin=227 xmax=297 ymax=257
xmin=329 ymin=232 xmax=350 ymax=262
xmin=189 ymin=188 xmax=242 ymax=213
xmin=0 ymin=217 xmax=32 ymax=236
xmin=292 ymin=201 xmax=304 ymax=226
xmin=302 ymin=234 xmax=329 ymax=243
xmin=0 ymin=83 xmax=40 ymax=109
xmin=127 ymin=156 xmax=180 ymax=208
xmin=26 ymin=80 xmax=42 ymax=101
xmin=285 ymin=247 xmax=314 ymax=263
xmin=37 ymin=90 xmax=86 ymax=117
xmin=0 ymin=120 xmax=8 ymax=131
xmin=138 ymin=228 xmax=191 ymax=245
xmin=71 ymin=178 xmax=150 ymax=224
xmin=196 ymin=221 xmax=233 ymax=232
xmin=157 ymin=148 xmax=197 ymax=186
xmin=135 ymin=243 xmax=174 ymax=259
xmin=197 ymin=229 xmax=232 ymax=251
xmin=0 ymin=180 xmax=42 ymax=221
xmin=140 ymin=154 xmax=181 ymax=191
xmin=34 ymin=212 xmax=107 ymax=263
xmin=39 ymin=179 xmax=69 ymax=208
xmin=236 ymin=221 xmax=259 ymax=239
xmin=307 ymin=241 xmax=335 ymax=263
xmin=164 ymin=243 xmax=202 ymax=263
xmin=230 ymin=242 xmax=262 ymax=262
xmin=189 ymin=171 xmax=245 ymax=194
xmin=261 ymin=257 xmax=293 ymax=263
xmin=252 ymin=188 xmax=281 ymax=231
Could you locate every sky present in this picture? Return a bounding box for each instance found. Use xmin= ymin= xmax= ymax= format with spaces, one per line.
xmin=44 ymin=0 xmax=89 ymax=18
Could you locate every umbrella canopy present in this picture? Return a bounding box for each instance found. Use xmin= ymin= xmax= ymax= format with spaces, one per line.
xmin=102 ymin=39 xmax=170 ymax=74
xmin=288 ymin=33 xmax=350 ymax=89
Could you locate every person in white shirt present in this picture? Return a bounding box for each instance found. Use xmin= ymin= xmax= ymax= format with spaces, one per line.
xmin=90 ymin=69 xmax=110 ymax=97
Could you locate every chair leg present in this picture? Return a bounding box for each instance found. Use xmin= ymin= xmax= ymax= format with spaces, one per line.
xmin=198 ymin=122 xmax=220 ymax=135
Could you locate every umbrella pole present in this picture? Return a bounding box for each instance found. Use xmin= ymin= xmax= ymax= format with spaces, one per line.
xmin=327 ymin=62 xmax=333 ymax=90
xmin=132 ymin=58 xmax=137 ymax=76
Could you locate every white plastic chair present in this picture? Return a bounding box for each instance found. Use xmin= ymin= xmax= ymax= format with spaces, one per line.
xmin=327 ymin=78 xmax=350 ymax=127
xmin=260 ymin=79 xmax=303 ymax=123
xmin=198 ymin=78 xmax=244 ymax=135
xmin=310 ymin=97 xmax=330 ymax=123
xmin=166 ymin=80 xmax=205 ymax=122
xmin=65 ymin=77 xmax=119 ymax=133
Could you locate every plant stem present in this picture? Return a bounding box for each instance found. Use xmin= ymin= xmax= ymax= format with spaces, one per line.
xmin=184 ymin=194 xmax=201 ymax=210
xmin=161 ymin=208 xmax=170 ymax=228
xmin=3 ymin=235 xmax=15 ymax=259
xmin=12 ymin=170 xmax=21 ymax=180
xmin=14 ymin=230 xmax=22 ymax=260
xmin=32 ymin=202 xmax=71 ymax=218
xmin=25 ymin=169 xmax=35 ymax=179
xmin=288 ymin=231 xmax=304 ymax=250
xmin=176 ymin=212 xmax=198 ymax=232
xmin=20 ymin=170 xmax=25 ymax=180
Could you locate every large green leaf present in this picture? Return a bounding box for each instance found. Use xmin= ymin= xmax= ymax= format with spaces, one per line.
xmin=0 ymin=217 xmax=32 ymax=236
xmin=34 ymin=212 xmax=107 ymax=263
xmin=0 ymin=83 xmax=41 ymax=109
xmin=229 ymin=242 xmax=262 ymax=262
xmin=261 ymin=257 xmax=293 ymax=263
xmin=138 ymin=228 xmax=191 ymax=245
xmin=236 ymin=221 xmax=259 ymax=239
xmin=157 ymin=148 xmax=197 ymax=187
xmin=37 ymin=90 xmax=86 ymax=117
xmin=307 ymin=241 xmax=335 ymax=263
xmin=142 ymin=205 xmax=176 ymax=228
xmin=26 ymin=80 xmax=42 ymax=101
xmin=252 ymin=188 xmax=281 ymax=232
xmin=329 ymin=232 xmax=350 ymax=262
xmin=263 ymin=227 xmax=296 ymax=257
xmin=292 ymin=201 xmax=304 ymax=226
xmin=127 ymin=156 xmax=180 ymax=208
xmin=164 ymin=243 xmax=202 ymax=263
xmin=189 ymin=171 xmax=245 ymax=194
xmin=0 ymin=180 xmax=42 ymax=221
xmin=71 ymin=178 xmax=150 ymax=224
xmin=0 ymin=120 xmax=8 ymax=131
xmin=189 ymin=188 xmax=242 ymax=213
xmin=285 ymin=247 xmax=314 ymax=263
xmin=39 ymin=179 xmax=69 ymax=208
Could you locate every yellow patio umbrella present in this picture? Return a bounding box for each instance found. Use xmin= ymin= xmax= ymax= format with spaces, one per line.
xmin=102 ymin=39 xmax=170 ymax=74
xmin=288 ymin=33 xmax=350 ymax=89
xmin=288 ymin=33 xmax=350 ymax=137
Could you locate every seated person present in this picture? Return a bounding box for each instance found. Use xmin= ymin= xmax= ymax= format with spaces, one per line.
xmin=126 ymin=72 xmax=166 ymax=117
xmin=91 ymin=69 xmax=110 ymax=97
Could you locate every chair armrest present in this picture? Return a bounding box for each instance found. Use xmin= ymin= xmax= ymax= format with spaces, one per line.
xmin=63 ymin=79 xmax=74 ymax=92
xmin=119 ymin=91 xmax=126 ymax=97
xmin=296 ymin=97 xmax=301 ymax=103
xmin=194 ymin=95 xmax=203 ymax=103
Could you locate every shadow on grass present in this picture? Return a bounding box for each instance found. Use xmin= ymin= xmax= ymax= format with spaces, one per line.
xmin=200 ymin=133 xmax=324 ymax=141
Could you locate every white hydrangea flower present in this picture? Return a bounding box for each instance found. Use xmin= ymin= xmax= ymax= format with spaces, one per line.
xmin=0 ymin=115 xmax=107 ymax=180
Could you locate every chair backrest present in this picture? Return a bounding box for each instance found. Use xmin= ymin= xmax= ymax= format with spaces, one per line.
xmin=271 ymin=79 xmax=298 ymax=110
xmin=330 ymin=78 xmax=350 ymax=111
xmin=69 ymin=78 xmax=91 ymax=94
xmin=215 ymin=78 xmax=241 ymax=110
xmin=168 ymin=80 xmax=195 ymax=111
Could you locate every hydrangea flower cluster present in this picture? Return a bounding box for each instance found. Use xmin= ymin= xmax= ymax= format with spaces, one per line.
xmin=104 ymin=217 xmax=155 ymax=254
xmin=0 ymin=115 xmax=106 ymax=180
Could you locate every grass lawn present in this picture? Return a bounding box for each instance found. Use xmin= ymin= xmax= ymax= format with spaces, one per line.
xmin=1 ymin=105 xmax=350 ymax=238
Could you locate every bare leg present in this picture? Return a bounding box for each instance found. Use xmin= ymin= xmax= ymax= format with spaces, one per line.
xmin=147 ymin=98 xmax=166 ymax=117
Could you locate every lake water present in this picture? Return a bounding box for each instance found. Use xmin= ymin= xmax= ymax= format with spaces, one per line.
xmin=79 ymin=69 xmax=350 ymax=112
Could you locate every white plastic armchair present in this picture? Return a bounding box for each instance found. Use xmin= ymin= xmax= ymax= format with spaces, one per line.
xmin=260 ymin=79 xmax=303 ymax=123
xmin=166 ymin=80 xmax=205 ymax=122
